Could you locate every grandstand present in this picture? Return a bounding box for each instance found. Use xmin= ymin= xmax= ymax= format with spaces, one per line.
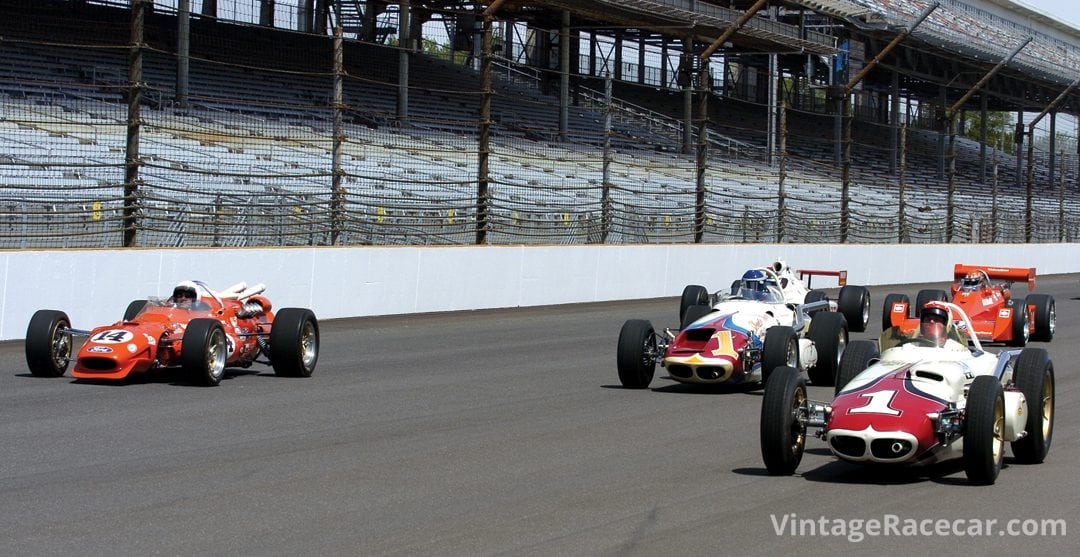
xmin=0 ymin=0 xmax=1076 ymax=248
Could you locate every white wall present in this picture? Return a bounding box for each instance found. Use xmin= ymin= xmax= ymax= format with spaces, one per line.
xmin=2 ymin=243 xmax=1077 ymax=340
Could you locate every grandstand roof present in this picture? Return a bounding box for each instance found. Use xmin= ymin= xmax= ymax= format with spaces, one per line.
xmin=497 ymin=0 xmax=1078 ymax=113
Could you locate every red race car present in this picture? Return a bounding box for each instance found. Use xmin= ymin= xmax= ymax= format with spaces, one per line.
xmin=882 ymin=264 xmax=1055 ymax=346
xmin=25 ymin=280 xmax=319 ymax=386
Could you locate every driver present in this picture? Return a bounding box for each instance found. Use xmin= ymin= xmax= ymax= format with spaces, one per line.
xmin=920 ymin=306 xmax=948 ymax=346
xmin=739 ymin=269 xmax=779 ymax=302
xmin=170 ymin=280 xmax=211 ymax=310
xmin=919 ymin=305 xmax=965 ymax=350
xmin=171 ymin=281 xmax=199 ymax=308
xmin=958 ymin=270 xmax=984 ymax=292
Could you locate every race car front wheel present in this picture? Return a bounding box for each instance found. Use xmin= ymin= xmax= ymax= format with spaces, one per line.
xmin=26 ymin=310 xmax=73 ymax=378
xmin=616 ymin=319 xmax=657 ymax=389
xmin=760 ymin=366 xmax=807 ymax=476
xmin=182 ymin=318 xmax=228 ymax=387
xmin=835 ymin=340 xmax=878 ymax=396
xmin=963 ymin=375 xmax=1005 ymax=485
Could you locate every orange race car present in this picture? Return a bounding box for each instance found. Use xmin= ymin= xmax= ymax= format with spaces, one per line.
xmin=882 ymin=264 xmax=1055 ymax=346
xmin=25 ymin=280 xmax=319 ymax=386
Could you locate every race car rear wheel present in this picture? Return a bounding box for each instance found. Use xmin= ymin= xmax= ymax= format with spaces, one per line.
xmin=1010 ymin=348 xmax=1054 ymax=464
xmin=963 ymin=375 xmax=1005 ymax=485
xmin=123 ymin=300 xmax=147 ymax=321
xmin=837 ymin=285 xmax=870 ymax=332
xmin=181 ymin=318 xmax=228 ymax=387
xmin=803 ymin=290 xmax=828 ymax=316
xmin=270 ymin=308 xmax=320 ymax=378
xmin=806 ymin=312 xmax=846 ymax=387
xmin=616 ymin=319 xmax=657 ymax=389
xmin=762 ymin=326 xmax=799 ymax=385
xmin=1009 ymin=298 xmax=1029 ymax=347
xmin=881 ymin=293 xmax=909 ymax=331
xmin=25 ymin=310 xmax=73 ymax=378
xmin=835 ymin=340 xmax=878 ymax=396
xmin=914 ymin=289 xmax=948 ymax=317
xmin=679 ymin=285 xmax=709 ymax=325
xmin=680 ymin=304 xmax=712 ymax=329
xmin=1025 ymin=294 xmax=1055 ymax=342
xmin=760 ymin=366 xmax=807 ymax=475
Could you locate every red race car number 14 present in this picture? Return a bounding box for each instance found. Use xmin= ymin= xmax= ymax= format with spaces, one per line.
xmin=91 ymin=330 xmax=135 ymax=344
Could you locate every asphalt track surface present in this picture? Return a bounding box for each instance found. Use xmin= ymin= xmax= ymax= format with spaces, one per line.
xmin=2 ymin=275 xmax=1078 ymax=556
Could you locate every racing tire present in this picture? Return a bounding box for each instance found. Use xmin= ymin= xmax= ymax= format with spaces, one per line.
xmin=806 ymin=311 xmax=847 ymax=387
xmin=1025 ymin=294 xmax=1055 ymax=342
xmin=1009 ymin=297 xmax=1029 ymax=347
xmin=963 ymin=375 xmax=1005 ymax=485
xmin=616 ymin=319 xmax=657 ymax=389
xmin=680 ymin=304 xmax=712 ymax=329
xmin=679 ymin=285 xmax=710 ymax=325
xmin=760 ymin=366 xmax=807 ymax=476
xmin=181 ymin=318 xmax=228 ymax=387
xmin=123 ymin=300 xmax=147 ymax=321
xmin=835 ymin=340 xmax=878 ymax=396
xmin=837 ymin=285 xmax=870 ymax=332
xmin=25 ymin=310 xmax=73 ymax=378
xmin=914 ymin=289 xmax=949 ymax=317
xmin=881 ymin=293 xmax=910 ymax=331
xmin=761 ymin=326 xmax=799 ymax=386
xmin=803 ymin=290 xmax=828 ymax=316
xmin=270 ymin=308 xmax=320 ymax=378
xmin=1010 ymin=348 xmax=1054 ymax=464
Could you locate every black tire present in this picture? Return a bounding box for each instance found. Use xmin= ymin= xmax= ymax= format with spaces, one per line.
xmin=963 ymin=375 xmax=1005 ymax=485
xmin=761 ymin=326 xmax=799 ymax=385
xmin=616 ymin=319 xmax=657 ymax=389
xmin=914 ymin=289 xmax=949 ymax=317
xmin=181 ymin=318 xmax=228 ymax=387
xmin=803 ymin=290 xmax=828 ymax=316
xmin=881 ymin=293 xmax=910 ymax=331
xmin=123 ymin=300 xmax=148 ymax=321
xmin=835 ymin=340 xmax=878 ymax=396
xmin=806 ymin=311 xmax=847 ymax=387
xmin=1010 ymin=348 xmax=1054 ymax=464
xmin=760 ymin=366 xmax=808 ymax=476
xmin=1025 ymin=294 xmax=1055 ymax=342
xmin=1009 ymin=297 xmax=1029 ymax=347
xmin=270 ymin=308 xmax=320 ymax=377
xmin=680 ymin=304 xmax=712 ymax=329
xmin=679 ymin=285 xmax=710 ymax=325
xmin=837 ymin=285 xmax=870 ymax=332
xmin=25 ymin=310 xmax=73 ymax=378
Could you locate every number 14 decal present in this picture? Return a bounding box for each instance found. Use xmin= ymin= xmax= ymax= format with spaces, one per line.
xmin=91 ymin=330 xmax=134 ymax=344
xmin=847 ymin=390 xmax=902 ymax=416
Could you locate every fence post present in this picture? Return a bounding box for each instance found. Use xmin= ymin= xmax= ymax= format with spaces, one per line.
xmin=600 ymin=74 xmax=612 ymax=243
xmin=331 ymin=26 xmax=345 ymax=245
xmin=123 ymin=0 xmax=147 ymax=247
xmin=898 ymin=124 xmax=908 ymax=243
xmin=777 ymin=101 xmax=787 ymax=243
xmin=694 ymin=59 xmax=709 ymax=243
xmin=476 ymin=15 xmax=492 ymax=244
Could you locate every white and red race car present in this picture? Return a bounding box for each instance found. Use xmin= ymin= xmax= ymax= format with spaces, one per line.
xmin=617 ymin=263 xmax=868 ymax=390
xmin=760 ymin=301 xmax=1054 ymax=485
xmin=678 ymin=259 xmax=870 ymax=333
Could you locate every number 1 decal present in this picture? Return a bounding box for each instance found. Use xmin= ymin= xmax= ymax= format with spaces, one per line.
xmin=710 ymin=330 xmax=737 ymax=358
xmin=847 ymin=390 xmax=902 ymax=416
